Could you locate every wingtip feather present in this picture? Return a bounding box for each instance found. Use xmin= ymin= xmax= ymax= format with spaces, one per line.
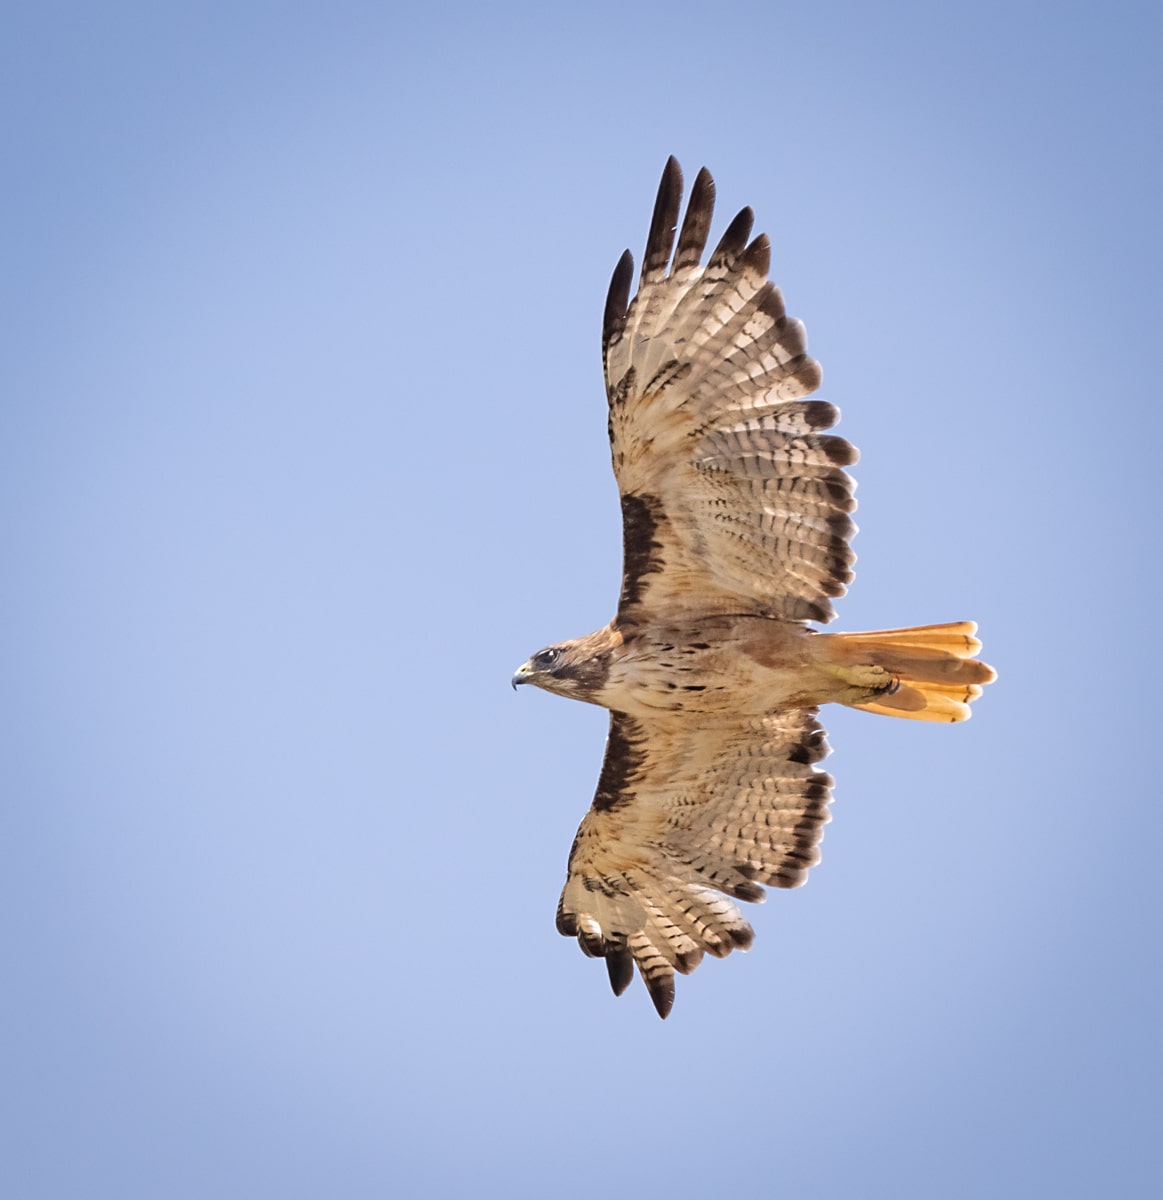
xmin=641 ymin=158 xmax=684 ymax=284
xmin=674 ymin=165 xmax=716 ymax=270
xmin=606 ymin=949 xmax=635 ymax=997
xmin=603 ymin=249 xmax=634 ymax=351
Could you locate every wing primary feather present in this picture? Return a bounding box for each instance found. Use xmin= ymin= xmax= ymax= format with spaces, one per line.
xmin=603 ymin=249 xmax=634 ymax=354
xmin=674 ymin=166 xmax=715 ymax=270
xmin=708 ymin=206 xmax=755 ymax=268
xmin=641 ymin=156 xmax=683 ymax=285
xmin=605 ymin=949 xmax=635 ymax=996
xmin=635 ymin=951 xmax=676 ymax=1020
xmin=555 ymin=894 xmax=578 ymax=936
xmin=742 ymin=232 xmax=771 ymax=278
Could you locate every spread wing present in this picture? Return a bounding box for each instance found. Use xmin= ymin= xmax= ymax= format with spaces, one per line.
xmin=556 ymin=709 xmax=833 ymax=1017
xmin=604 ymin=157 xmax=858 ymax=625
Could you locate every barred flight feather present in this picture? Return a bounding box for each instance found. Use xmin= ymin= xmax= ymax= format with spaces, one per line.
xmin=673 ymin=167 xmax=715 ymax=272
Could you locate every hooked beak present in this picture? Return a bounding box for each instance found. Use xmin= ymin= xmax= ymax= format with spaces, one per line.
xmin=511 ymin=660 xmax=534 ymax=691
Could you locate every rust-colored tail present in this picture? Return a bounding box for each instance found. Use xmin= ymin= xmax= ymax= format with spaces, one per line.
xmin=828 ymin=621 xmax=996 ymax=722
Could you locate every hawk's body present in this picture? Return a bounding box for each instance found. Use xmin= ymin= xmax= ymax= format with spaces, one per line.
xmin=513 ymin=159 xmax=995 ymax=1017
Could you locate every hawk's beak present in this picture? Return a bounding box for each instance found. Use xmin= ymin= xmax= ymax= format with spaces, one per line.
xmin=511 ymin=660 xmax=534 ymax=690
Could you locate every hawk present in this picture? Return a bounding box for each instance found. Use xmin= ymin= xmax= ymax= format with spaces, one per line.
xmin=512 ymin=158 xmax=995 ymax=1018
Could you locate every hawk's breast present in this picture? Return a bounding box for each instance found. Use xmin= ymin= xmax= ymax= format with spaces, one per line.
xmin=604 ymin=618 xmax=819 ymax=718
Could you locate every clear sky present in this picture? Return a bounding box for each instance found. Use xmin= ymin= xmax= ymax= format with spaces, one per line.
xmin=3 ymin=2 xmax=1159 ymax=1196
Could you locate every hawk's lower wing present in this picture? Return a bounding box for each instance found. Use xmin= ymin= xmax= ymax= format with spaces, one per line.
xmin=556 ymin=708 xmax=833 ymax=1018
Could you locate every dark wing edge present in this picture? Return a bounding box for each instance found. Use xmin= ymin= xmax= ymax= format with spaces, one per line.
xmin=556 ymin=710 xmax=833 ymax=1018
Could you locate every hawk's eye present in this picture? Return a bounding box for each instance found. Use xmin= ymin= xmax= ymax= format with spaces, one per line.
xmin=534 ymin=648 xmax=561 ymax=669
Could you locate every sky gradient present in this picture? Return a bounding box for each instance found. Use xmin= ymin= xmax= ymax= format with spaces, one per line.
xmin=3 ymin=2 xmax=1160 ymax=1196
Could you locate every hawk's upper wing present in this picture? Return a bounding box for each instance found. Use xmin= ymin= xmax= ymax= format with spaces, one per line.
xmin=556 ymin=708 xmax=832 ymax=1017
xmin=605 ymin=157 xmax=858 ymax=625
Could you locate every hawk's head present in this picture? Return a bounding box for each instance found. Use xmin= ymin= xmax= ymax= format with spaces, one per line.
xmin=511 ymin=627 xmax=622 ymax=703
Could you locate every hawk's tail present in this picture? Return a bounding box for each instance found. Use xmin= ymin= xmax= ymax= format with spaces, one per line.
xmin=828 ymin=621 xmax=996 ymax=723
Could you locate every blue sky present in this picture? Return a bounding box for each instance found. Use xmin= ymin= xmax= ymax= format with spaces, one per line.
xmin=2 ymin=2 xmax=1159 ymax=1196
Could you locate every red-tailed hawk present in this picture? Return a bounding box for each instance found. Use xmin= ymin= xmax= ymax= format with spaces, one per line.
xmin=512 ymin=158 xmax=995 ymax=1018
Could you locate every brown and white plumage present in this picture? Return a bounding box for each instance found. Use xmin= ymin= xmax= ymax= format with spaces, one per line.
xmin=513 ymin=158 xmax=995 ymax=1018
xmin=555 ymin=708 xmax=831 ymax=1017
xmin=605 ymin=159 xmax=853 ymax=626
